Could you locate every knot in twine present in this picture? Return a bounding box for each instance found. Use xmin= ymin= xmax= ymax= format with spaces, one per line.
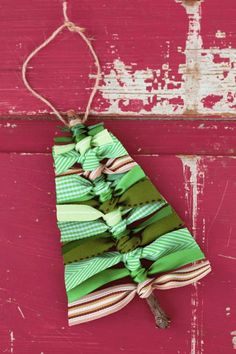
xmin=64 ymin=20 xmax=85 ymax=34
xmin=67 ymin=110 xmax=83 ymax=126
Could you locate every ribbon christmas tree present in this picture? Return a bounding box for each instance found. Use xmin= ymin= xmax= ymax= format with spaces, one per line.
xmin=21 ymin=1 xmax=211 ymax=328
xmin=53 ymin=118 xmax=211 ymax=327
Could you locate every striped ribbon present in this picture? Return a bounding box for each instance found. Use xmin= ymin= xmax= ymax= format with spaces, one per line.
xmin=59 ymin=201 xmax=166 ymax=243
xmin=56 ymin=174 xmax=113 ymax=203
xmin=52 ymin=122 xmax=211 ymax=327
xmin=56 ymin=165 xmax=146 ymax=204
xmin=65 ymin=227 xmax=204 ymax=292
xmin=53 ymin=131 xmax=127 ymax=174
xmin=68 ymin=260 xmax=211 ymax=326
xmin=56 ymin=155 xmax=137 ymax=178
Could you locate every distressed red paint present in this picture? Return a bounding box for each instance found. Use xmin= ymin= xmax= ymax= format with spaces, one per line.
xmin=0 ymin=0 xmax=236 ymax=353
xmin=0 ymin=0 xmax=236 ymax=116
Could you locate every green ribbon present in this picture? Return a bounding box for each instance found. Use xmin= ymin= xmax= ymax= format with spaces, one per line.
xmin=56 ymin=174 xmax=113 ymax=204
xmin=57 ymin=177 xmax=164 ymax=220
xmin=58 ymin=200 xmax=166 ymax=243
xmin=67 ymin=248 xmax=205 ymax=303
xmin=52 ymin=122 xmax=209 ymax=308
xmin=62 ymin=204 xmax=184 ymax=263
xmin=53 ymin=125 xmax=127 ymax=174
xmin=55 ymin=165 xmax=146 ymax=204
xmin=114 ymin=165 xmax=146 ymax=196
xmin=99 ymin=177 xmax=164 ymax=213
xmin=65 ymin=227 xmax=205 ymax=296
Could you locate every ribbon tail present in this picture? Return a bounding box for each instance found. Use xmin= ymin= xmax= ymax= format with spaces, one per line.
xmin=152 ymin=260 xmax=211 ymax=290
xmin=67 ymin=260 xmax=211 ymax=325
xmin=68 ymin=285 xmax=136 ymax=326
xmin=53 ymin=150 xmax=78 ymax=175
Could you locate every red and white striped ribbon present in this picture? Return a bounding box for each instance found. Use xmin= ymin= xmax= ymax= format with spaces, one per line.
xmin=57 ymin=155 xmax=137 ymax=178
xmin=68 ymin=260 xmax=211 ymax=326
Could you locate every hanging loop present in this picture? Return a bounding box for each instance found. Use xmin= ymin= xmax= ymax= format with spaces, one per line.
xmin=22 ymin=1 xmax=101 ymax=126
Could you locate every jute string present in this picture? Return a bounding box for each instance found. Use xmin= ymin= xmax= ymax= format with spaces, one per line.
xmin=22 ymin=1 xmax=101 ymax=126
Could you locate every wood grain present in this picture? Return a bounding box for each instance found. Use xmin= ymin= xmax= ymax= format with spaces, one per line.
xmin=0 ymin=0 xmax=236 ymax=117
xmin=0 ymin=0 xmax=236 ymax=352
xmin=0 ymin=139 xmax=235 ymax=353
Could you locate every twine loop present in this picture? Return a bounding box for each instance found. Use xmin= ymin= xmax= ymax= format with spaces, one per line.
xmin=22 ymin=1 xmax=101 ymax=126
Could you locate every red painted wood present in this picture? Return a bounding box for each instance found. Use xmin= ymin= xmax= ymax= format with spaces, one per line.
xmin=1 ymin=119 xmax=236 ymax=155
xmin=0 ymin=0 xmax=186 ymax=116
xmin=0 ymin=0 xmax=236 ymax=117
xmin=0 ymin=152 xmax=235 ymax=353
xmin=1 ymin=0 xmax=236 ymax=352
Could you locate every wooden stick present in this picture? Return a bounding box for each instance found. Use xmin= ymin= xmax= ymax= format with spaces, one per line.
xmin=145 ymin=293 xmax=170 ymax=329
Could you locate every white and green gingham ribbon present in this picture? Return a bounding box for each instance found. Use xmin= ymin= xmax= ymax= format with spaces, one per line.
xmin=56 ymin=174 xmax=113 ymax=203
xmin=58 ymin=201 xmax=166 ymax=242
xmin=65 ymin=227 xmax=201 ymax=291
xmin=53 ymin=130 xmax=127 ymax=174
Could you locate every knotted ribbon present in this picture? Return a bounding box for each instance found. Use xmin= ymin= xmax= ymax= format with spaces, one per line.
xmin=57 ymin=177 xmax=165 ymax=221
xmin=56 ymin=155 xmax=137 ymax=179
xmin=68 ymin=260 xmax=211 ymax=326
xmin=61 ymin=203 xmax=185 ymax=263
xmin=56 ymin=165 xmax=146 ymax=204
xmin=65 ymin=227 xmax=205 ymax=296
xmin=53 ymin=125 xmax=127 ymax=174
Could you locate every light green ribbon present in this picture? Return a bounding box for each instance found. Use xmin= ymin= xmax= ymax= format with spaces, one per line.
xmin=55 ymin=165 xmax=146 ymax=204
xmin=56 ymin=174 xmax=113 ymax=204
xmin=53 ymin=130 xmax=127 ymax=174
xmin=58 ymin=201 xmax=166 ymax=242
xmin=61 ymin=203 xmax=186 ymax=264
xmin=65 ymin=227 xmax=205 ymax=293
xmin=57 ymin=203 xmax=124 ymax=224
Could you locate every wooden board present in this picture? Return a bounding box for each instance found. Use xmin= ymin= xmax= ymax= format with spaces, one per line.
xmin=0 ymin=120 xmax=236 ymax=353
xmin=0 ymin=0 xmax=236 ymax=117
xmin=0 ymin=0 xmax=236 ymax=352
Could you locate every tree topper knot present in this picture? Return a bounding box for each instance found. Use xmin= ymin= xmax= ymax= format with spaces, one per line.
xmin=64 ymin=20 xmax=85 ymax=33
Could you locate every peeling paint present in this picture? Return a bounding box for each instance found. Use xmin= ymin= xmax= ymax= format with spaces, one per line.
xmin=206 ymin=180 xmax=229 ymax=238
xmin=218 ymin=254 xmax=236 ymax=261
xmin=231 ymin=331 xmax=236 ymax=350
xmin=178 ymin=155 xmax=207 ymax=354
xmin=178 ymin=155 xmax=201 ymax=232
xmin=0 ymin=122 xmax=18 ymax=128
xmin=215 ymin=30 xmax=226 ymax=39
xmin=9 ymin=331 xmax=15 ymax=353
xmin=226 ymin=306 xmax=231 ymax=316
xmin=97 ymin=1 xmax=236 ymax=115
xmin=17 ymin=305 xmax=25 ymax=319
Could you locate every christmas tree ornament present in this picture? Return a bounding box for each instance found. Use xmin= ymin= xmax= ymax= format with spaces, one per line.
xmin=22 ymin=2 xmax=211 ymax=328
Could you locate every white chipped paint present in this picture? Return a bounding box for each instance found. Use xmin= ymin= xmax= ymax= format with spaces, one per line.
xmin=8 ymin=109 xmax=49 ymax=115
xmin=190 ymin=283 xmax=204 ymax=354
xmin=17 ymin=305 xmax=25 ymax=319
xmin=218 ymin=254 xmax=236 ymax=261
xmin=0 ymin=122 xmax=18 ymax=128
xmin=226 ymin=225 xmax=232 ymax=248
xmin=226 ymin=306 xmax=231 ymax=316
xmin=201 ymin=217 xmax=206 ymax=245
xmin=231 ymin=331 xmax=236 ymax=350
xmin=9 ymin=331 xmax=15 ymax=353
xmin=97 ymin=0 xmax=236 ymax=115
xmin=178 ymin=155 xmax=206 ymax=354
xmin=178 ymin=155 xmax=201 ymax=232
xmin=215 ymin=30 xmax=226 ymax=39
xmin=197 ymin=123 xmax=218 ymax=130
xmin=206 ymin=179 xmax=229 ymax=237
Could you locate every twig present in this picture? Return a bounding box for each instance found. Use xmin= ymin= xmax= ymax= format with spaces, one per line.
xmin=145 ymin=293 xmax=170 ymax=329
